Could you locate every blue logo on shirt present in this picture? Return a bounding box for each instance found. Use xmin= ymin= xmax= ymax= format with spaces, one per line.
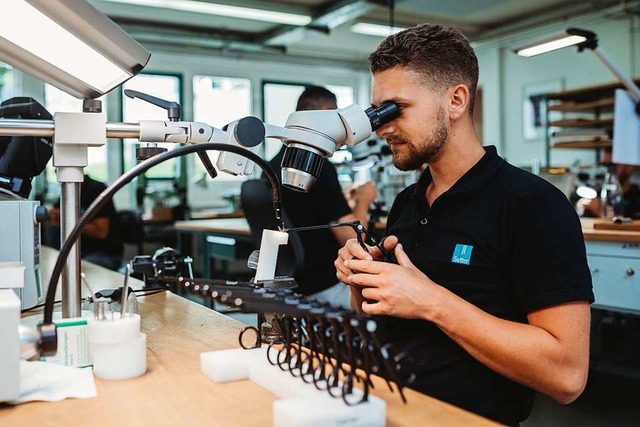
xmin=451 ymin=244 xmax=473 ymax=265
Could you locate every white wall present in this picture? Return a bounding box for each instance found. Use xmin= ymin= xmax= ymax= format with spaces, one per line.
xmin=475 ymin=12 xmax=639 ymax=168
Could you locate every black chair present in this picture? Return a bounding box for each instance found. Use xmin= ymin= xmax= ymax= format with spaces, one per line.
xmin=116 ymin=209 xmax=145 ymax=255
xmin=240 ymin=179 xmax=304 ymax=278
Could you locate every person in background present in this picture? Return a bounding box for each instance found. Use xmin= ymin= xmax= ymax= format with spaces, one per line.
xmin=580 ymin=148 xmax=640 ymax=218
xmin=49 ymin=175 xmax=123 ymax=270
xmin=266 ymin=86 xmax=377 ymax=308
xmin=335 ymin=24 xmax=593 ymax=425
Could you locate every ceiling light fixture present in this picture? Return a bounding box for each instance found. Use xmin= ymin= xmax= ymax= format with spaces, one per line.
xmin=102 ymin=0 xmax=312 ymax=26
xmin=513 ymin=27 xmax=639 ymax=106
xmin=350 ymin=22 xmax=405 ymax=37
xmin=514 ymin=27 xmax=640 ymax=165
xmin=513 ymin=29 xmax=595 ymax=57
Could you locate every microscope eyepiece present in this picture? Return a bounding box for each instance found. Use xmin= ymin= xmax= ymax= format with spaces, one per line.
xmin=365 ymin=102 xmax=399 ymax=131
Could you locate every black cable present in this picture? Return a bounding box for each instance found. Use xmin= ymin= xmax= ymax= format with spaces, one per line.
xmin=44 ymin=143 xmax=282 ymax=325
xmin=23 ymin=289 xmax=166 ymax=314
xmin=21 ymin=300 xmax=61 ymax=313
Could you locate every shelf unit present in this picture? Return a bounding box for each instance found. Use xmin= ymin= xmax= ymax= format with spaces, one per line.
xmin=543 ymin=78 xmax=640 ymax=168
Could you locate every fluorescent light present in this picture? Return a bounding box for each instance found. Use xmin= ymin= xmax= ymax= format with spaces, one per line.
xmin=351 ymin=23 xmax=405 ymax=37
xmin=103 ymin=0 xmax=312 ymax=26
xmin=1 ymin=1 xmax=129 ymax=93
xmin=0 ymin=0 xmax=150 ymax=99
xmin=515 ymin=35 xmax=587 ymax=57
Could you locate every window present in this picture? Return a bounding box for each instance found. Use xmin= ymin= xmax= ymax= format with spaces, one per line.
xmin=122 ymin=74 xmax=181 ymax=179
xmin=262 ymin=82 xmax=354 ymax=161
xmin=192 ymin=75 xmax=251 ymax=181
xmin=262 ymin=82 xmax=305 ymax=161
xmin=0 ymin=62 xmax=13 ymax=101
xmin=44 ymin=84 xmax=109 ymax=184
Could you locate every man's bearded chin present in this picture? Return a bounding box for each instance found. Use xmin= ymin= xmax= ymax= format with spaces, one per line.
xmin=392 ymin=120 xmax=448 ymax=171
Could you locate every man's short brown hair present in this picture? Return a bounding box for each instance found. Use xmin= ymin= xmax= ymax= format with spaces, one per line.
xmin=296 ymin=86 xmax=337 ymax=111
xmin=368 ymin=23 xmax=479 ymax=115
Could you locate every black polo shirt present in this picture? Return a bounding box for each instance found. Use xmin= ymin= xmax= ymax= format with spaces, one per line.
xmin=265 ymin=147 xmax=351 ymax=295
xmin=380 ymin=145 xmax=594 ymax=425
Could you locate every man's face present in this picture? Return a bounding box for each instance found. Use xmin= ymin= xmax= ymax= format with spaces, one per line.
xmin=371 ymin=67 xmax=448 ymax=170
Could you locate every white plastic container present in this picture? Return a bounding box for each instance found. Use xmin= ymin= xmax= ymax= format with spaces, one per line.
xmin=87 ymin=312 xmax=146 ymax=380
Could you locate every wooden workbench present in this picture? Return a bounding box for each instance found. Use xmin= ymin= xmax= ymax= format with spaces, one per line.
xmin=581 ymin=218 xmax=640 ymax=243
xmin=0 ymin=248 xmax=500 ymax=427
xmin=174 ymin=218 xmax=251 ymax=235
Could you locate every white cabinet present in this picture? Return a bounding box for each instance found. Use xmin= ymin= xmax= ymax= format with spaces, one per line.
xmin=586 ymin=241 xmax=640 ymax=313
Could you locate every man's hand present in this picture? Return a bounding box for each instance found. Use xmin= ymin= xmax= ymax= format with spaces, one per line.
xmin=336 ymin=235 xmax=430 ymax=313
xmin=340 ymin=241 xmax=441 ymax=319
xmin=354 ymin=181 xmax=377 ymax=206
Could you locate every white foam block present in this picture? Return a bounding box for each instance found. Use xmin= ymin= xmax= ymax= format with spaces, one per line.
xmin=200 ymin=347 xmax=386 ymax=427
xmin=200 ymin=347 xmax=265 ymax=383
xmin=273 ymin=395 xmax=386 ymax=427
xmin=249 ymin=356 xmax=326 ymax=399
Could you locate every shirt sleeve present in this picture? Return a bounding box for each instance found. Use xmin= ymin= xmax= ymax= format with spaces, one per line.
xmin=309 ymin=162 xmax=351 ymax=224
xmin=507 ymin=182 xmax=594 ymax=313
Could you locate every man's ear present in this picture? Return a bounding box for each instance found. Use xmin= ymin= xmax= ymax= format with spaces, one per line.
xmin=448 ymin=84 xmax=470 ymax=120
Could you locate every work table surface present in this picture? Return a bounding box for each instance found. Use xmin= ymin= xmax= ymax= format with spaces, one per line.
xmin=0 ymin=249 xmax=500 ymax=427
xmin=173 ymin=217 xmax=640 ymax=244
xmin=581 ymin=218 xmax=640 ymax=243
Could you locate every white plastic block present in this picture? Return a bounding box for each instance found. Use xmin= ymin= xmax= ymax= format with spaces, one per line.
xmin=200 ymin=347 xmax=387 ymax=427
xmin=200 ymin=347 xmax=265 ymax=383
xmin=0 ymin=262 xmax=25 ymax=289
xmin=273 ymin=395 xmax=386 ymax=427
xmin=249 ymin=357 xmax=326 ymax=399
xmin=0 ymin=289 xmax=20 ymax=402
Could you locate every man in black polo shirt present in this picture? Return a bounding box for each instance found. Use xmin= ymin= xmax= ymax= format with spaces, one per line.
xmin=335 ymin=24 xmax=594 ymax=425
xmin=267 ymin=86 xmax=376 ymax=307
xmin=50 ymin=175 xmax=123 ymax=270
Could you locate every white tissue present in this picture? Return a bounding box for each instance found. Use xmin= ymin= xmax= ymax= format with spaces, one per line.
xmin=9 ymin=361 xmax=97 ymax=404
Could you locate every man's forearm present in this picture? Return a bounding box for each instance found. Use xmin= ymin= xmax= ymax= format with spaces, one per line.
xmin=428 ymin=288 xmax=590 ymax=404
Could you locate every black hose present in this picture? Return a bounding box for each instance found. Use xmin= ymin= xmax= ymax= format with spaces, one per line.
xmin=43 ymin=143 xmax=282 ymax=325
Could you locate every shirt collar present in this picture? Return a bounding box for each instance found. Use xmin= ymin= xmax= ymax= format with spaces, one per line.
xmin=413 ymin=145 xmax=505 ymax=201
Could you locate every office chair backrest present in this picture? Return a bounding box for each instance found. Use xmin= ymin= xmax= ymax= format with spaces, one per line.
xmin=117 ymin=209 xmax=144 ymax=254
xmin=240 ymin=179 xmax=304 ymax=278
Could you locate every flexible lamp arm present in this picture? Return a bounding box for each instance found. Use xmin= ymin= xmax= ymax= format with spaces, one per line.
xmin=567 ymin=27 xmax=640 ymax=109
xmin=38 ymin=143 xmax=282 ymax=356
xmin=591 ymin=48 xmax=640 ymax=106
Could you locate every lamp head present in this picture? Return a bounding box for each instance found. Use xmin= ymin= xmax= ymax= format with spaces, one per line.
xmin=0 ymin=0 xmax=150 ymax=99
xmin=514 ymin=27 xmax=598 ymax=57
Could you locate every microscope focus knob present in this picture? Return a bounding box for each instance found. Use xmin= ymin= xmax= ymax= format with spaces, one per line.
xmin=281 ymin=144 xmax=324 ymax=192
xmin=35 ymin=205 xmax=49 ymax=223
xmin=234 ymin=116 xmax=265 ymax=147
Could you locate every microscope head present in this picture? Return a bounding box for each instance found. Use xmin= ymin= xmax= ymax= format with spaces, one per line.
xmin=279 ymin=102 xmax=399 ymax=192
xmin=0 ymin=97 xmax=53 ymax=198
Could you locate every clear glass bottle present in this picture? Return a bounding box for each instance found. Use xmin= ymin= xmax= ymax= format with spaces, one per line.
xmin=600 ymin=171 xmax=624 ymax=219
